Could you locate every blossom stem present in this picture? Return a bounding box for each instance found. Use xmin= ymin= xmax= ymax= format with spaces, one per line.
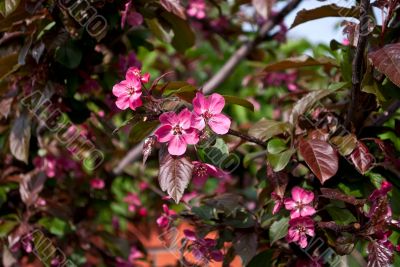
xmin=227 ymin=129 xmax=266 ymax=148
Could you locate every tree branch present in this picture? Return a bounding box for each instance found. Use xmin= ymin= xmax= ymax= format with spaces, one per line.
xmin=113 ymin=0 xmax=302 ymax=174
xmin=202 ymin=0 xmax=302 ymax=93
xmin=227 ymin=129 xmax=266 ymax=148
xmin=346 ymin=0 xmax=371 ymax=129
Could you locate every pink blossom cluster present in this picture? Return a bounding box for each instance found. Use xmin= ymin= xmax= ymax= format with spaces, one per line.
xmin=154 ymin=92 xmax=231 ymax=156
xmin=33 ymin=154 xmax=82 ymax=179
xmin=187 ymin=0 xmax=206 ymax=19
xmin=183 ymin=229 xmax=223 ymax=263
xmin=281 ymin=187 xmax=316 ymax=248
xmin=123 ymin=192 xmax=147 ymax=216
xmin=264 ymin=71 xmax=298 ymax=91
xmin=112 ymin=67 xmax=150 ymax=111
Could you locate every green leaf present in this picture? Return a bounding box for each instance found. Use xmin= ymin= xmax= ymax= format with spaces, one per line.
xmin=0 ymin=220 xmax=18 ymax=238
xmin=129 ymin=120 xmax=159 ymax=143
xmin=247 ymin=250 xmax=273 ymax=267
xmin=223 ymin=95 xmax=254 ymax=111
xmin=243 ymin=150 xmax=267 ymax=167
xmin=269 ymin=217 xmax=289 ymax=245
xmin=145 ymin=18 xmax=172 ymax=43
xmin=162 ymin=12 xmax=195 ymax=52
xmin=330 ymin=134 xmax=357 ymax=156
xmin=264 ymin=55 xmax=337 ymax=72
xmin=55 ymin=40 xmax=82 ymax=69
xmin=326 ymin=207 xmax=357 ymax=225
xmin=248 ymin=119 xmax=292 ymax=142
xmin=267 ymin=148 xmax=295 ymax=172
xmin=267 ymin=138 xmax=288 ymax=154
xmin=192 ymin=206 xmax=214 ymax=220
xmin=38 ymin=217 xmax=70 ymax=237
xmin=0 ymin=0 xmax=20 ymax=17
xmin=291 ymin=4 xmax=359 ymax=29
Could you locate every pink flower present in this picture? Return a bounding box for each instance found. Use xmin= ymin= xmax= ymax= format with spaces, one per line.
xmin=156 ymin=204 xmax=176 ymax=228
xmin=112 ymin=70 xmax=142 ymax=110
xmin=183 ymin=230 xmax=223 ymax=262
xmin=127 ymin=67 xmax=150 ymax=84
xmin=369 ymin=180 xmax=392 ymax=201
xmin=342 ymin=38 xmax=350 ymax=46
xmin=90 ymin=178 xmax=105 ymax=189
xmin=187 ymin=0 xmax=206 ymax=19
xmin=192 ymin=93 xmax=231 ymax=135
xmin=123 ymin=193 xmax=141 ymax=213
xmin=192 ymin=161 xmax=228 ymax=187
xmin=284 ymin=187 xmax=316 ymax=219
xmin=154 ymin=108 xmax=199 ymax=156
xmin=271 ymin=192 xmax=284 ymax=215
xmin=287 ymin=217 xmax=315 ymax=248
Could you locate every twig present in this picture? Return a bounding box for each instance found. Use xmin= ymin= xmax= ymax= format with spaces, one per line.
xmin=372 ymin=100 xmax=400 ymax=126
xmin=227 ymin=129 xmax=266 ymax=148
xmin=113 ymin=0 xmax=302 ymax=174
xmin=317 ymin=221 xmax=361 ymax=233
xmin=202 ymin=0 xmax=303 ymax=94
xmin=346 ymin=0 xmax=371 ymax=129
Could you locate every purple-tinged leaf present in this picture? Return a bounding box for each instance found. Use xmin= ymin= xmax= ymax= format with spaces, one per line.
xmin=267 ymin=166 xmax=288 ymax=198
xmin=233 ymin=232 xmax=257 ymax=265
xmin=367 ymin=240 xmax=393 ymax=267
xmin=350 ymin=142 xmax=374 ymax=174
xmin=299 ymin=139 xmax=338 ymax=183
xmin=158 ymin=147 xmax=193 ymax=203
xmin=369 ymin=43 xmax=400 ymax=87
xmin=19 ymin=172 xmax=47 ymax=207
xmin=160 ymin=0 xmax=186 ymax=20
xmin=9 ymin=112 xmax=31 ymax=163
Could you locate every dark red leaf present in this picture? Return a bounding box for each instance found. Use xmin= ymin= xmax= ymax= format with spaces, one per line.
xmin=367 ymin=240 xmax=394 ymax=267
xmin=298 ymin=139 xmax=339 ymax=183
xmin=158 ymin=147 xmax=193 ymax=203
xmin=350 ymin=142 xmax=374 ymax=174
xmin=143 ymin=135 xmax=156 ymax=165
xmin=369 ymin=43 xmax=400 ymax=87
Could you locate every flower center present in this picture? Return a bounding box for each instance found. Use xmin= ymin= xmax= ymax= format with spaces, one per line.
xmin=203 ymin=111 xmax=213 ymax=119
xmin=296 ymin=225 xmax=306 ymax=233
xmin=194 ymin=165 xmax=208 ymax=177
xmin=173 ymin=125 xmax=183 ymax=135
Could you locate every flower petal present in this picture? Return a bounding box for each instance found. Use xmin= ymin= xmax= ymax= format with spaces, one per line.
xmin=159 ymin=112 xmax=178 ymax=125
xmin=129 ymin=95 xmax=142 ymax=110
xmin=115 ymin=95 xmax=130 ymax=110
xmin=298 ymin=234 xmax=308 ymax=248
xmin=291 ymin=186 xmax=306 ymax=202
xmin=300 ymin=206 xmax=316 ymax=217
xmin=183 ymin=128 xmax=199 ymax=145
xmin=302 ymin=190 xmax=314 ymax=204
xmin=191 ymin=114 xmax=206 ymax=131
xmin=208 ymin=93 xmax=225 ymax=114
xmin=208 ymin=113 xmax=231 ymax=134
xmin=112 ymin=81 xmax=129 ymax=97
xmin=192 ymin=92 xmax=209 ymax=114
xmin=284 ymin=199 xmax=297 ymax=210
xmin=154 ymin=125 xmax=173 ymax=143
xmin=168 ymin=135 xmax=187 ymax=156
xmin=178 ymin=108 xmax=192 ymax=129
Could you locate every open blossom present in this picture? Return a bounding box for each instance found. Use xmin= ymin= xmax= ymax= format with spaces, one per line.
xmin=156 ymin=204 xmax=176 ymax=228
xmin=192 ymin=93 xmax=231 ymax=135
xmin=187 ymin=0 xmax=206 ymax=19
xmin=287 ymin=217 xmax=315 ymax=248
xmin=284 ymin=187 xmax=316 ymax=219
xmin=112 ymin=69 xmax=142 ymax=110
xmin=127 ymin=67 xmax=150 ymax=84
xmin=183 ymin=230 xmax=223 ymax=263
xmin=154 ymin=108 xmax=199 ymax=156
xmin=192 ymin=161 xmax=228 ymax=187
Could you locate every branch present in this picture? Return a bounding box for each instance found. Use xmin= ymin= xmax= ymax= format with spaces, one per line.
xmin=227 ymin=129 xmax=266 ymax=148
xmin=346 ymin=0 xmax=371 ymax=129
xmin=317 ymin=221 xmax=361 ymax=233
xmin=113 ymin=0 xmax=302 ymax=174
xmin=372 ymin=100 xmax=400 ymax=126
xmin=202 ymin=0 xmax=303 ymax=94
